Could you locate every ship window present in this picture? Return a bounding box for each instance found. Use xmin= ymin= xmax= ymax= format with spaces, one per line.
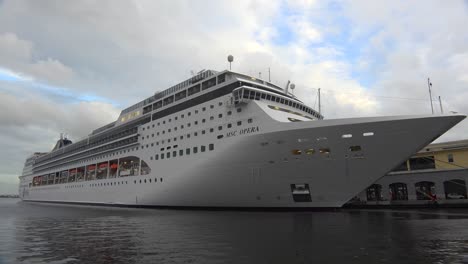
xmin=179 ymin=149 xmax=183 ymax=156
xmin=141 ymin=160 xmax=151 ymax=175
xmin=186 ymin=148 xmax=190 ymax=155
xmin=96 ymin=162 xmax=109 ymax=180
xmin=202 ymin=107 xmax=206 ymax=111
xmin=305 ymin=149 xmax=315 ymax=155
xmin=195 ymin=110 xmax=199 ymax=114
xmin=202 ymin=78 xmax=216 ymax=90
xmin=218 ymin=73 xmax=226 ymax=83
xmin=218 ymin=126 xmax=222 ymax=131
xmin=292 ymin=149 xmax=302 ymax=155
xmin=219 ymin=102 xmax=223 ymax=106
xmin=201 ymin=145 xmax=206 ymax=152
xmin=163 ymin=96 xmax=174 ymax=106
xmin=248 ymin=118 xmax=253 ymax=123
xmin=187 ymin=134 xmax=191 ymax=138
xmin=228 ymin=111 xmax=232 ymax=116
xmin=342 ymin=134 xmax=352 ymax=138
xmin=187 ymin=123 xmax=191 ymax=127
xmin=237 ymin=121 xmax=242 ymax=126
xmin=169 ymin=118 xmax=172 ymax=122
xmin=188 ymin=112 xmax=191 ymax=116
xmin=210 ymin=128 xmax=214 ymax=133
xmin=363 ymin=132 xmax=374 ymax=137
xmin=210 ymin=116 xmax=214 ymax=120
xmin=167 ymin=152 xmax=171 ymax=158
xmin=193 ymin=147 xmax=198 ymax=153
xmin=175 ymin=117 xmax=178 ymax=120
xmin=180 ymin=135 xmax=184 ymax=140
xmin=173 ymin=151 xmax=177 ymax=157
xmin=202 ymin=119 xmax=206 ymax=123
xmin=155 ymin=154 xmax=159 ymax=160
xmin=188 ymin=84 xmax=201 ymax=96
xmin=209 ymin=144 xmax=214 ymax=151
xmin=163 ymin=120 xmax=166 ymax=124
xmin=210 ymin=105 xmax=214 ymax=109
xmin=181 ymin=114 xmax=184 ymax=118
xmin=349 ymin=146 xmax=362 ymax=152
xmin=161 ymin=153 xmax=165 ymax=159
xmin=194 ymin=132 xmax=198 ymax=136
xmin=181 ymin=125 xmax=184 ymax=129
xmin=202 ymin=130 xmax=206 ymax=134
xmin=195 ymin=121 xmax=198 ymax=125
xmin=319 ymin=148 xmax=330 ymax=155
xmin=175 ymin=90 xmax=187 ymax=101
xmin=237 ymin=108 xmax=242 ymax=112
xmin=217 ymin=135 xmax=224 ymax=139
xmin=219 ymin=114 xmax=222 ymax=118
xmin=118 ymin=156 xmax=140 ymax=177
xmin=85 ymin=165 xmax=95 ymax=181
xmin=228 ymin=123 xmax=232 ymax=128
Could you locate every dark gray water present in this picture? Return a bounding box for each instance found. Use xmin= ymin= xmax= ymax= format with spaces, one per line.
xmin=1 ymin=199 xmax=468 ymax=264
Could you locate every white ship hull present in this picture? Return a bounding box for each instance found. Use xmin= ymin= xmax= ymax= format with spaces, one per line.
xmin=19 ymin=100 xmax=464 ymax=208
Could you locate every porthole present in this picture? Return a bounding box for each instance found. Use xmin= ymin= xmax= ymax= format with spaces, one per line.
xmin=291 ymin=149 xmax=302 ymax=155
xmin=319 ymin=148 xmax=330 ymax=155
xmin=305 ymin=149 xmax=315 ymax=155
xmin=349 ymin=146 xmax=362 ymax=152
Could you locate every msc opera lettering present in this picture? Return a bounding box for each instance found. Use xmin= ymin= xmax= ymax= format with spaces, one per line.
xmin=226 ymin=126 xmax=260 ymax=137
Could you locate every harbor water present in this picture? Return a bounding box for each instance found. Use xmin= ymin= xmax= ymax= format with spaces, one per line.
xmin=1 ymin=199 xmax=468 ymax=264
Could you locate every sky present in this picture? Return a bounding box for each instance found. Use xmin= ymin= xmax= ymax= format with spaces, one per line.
xmin=1 ymin=0 xmax=468 ymax=194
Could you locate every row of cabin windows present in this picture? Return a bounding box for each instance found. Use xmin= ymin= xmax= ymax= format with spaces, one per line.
xmin=32 ymin=156 xmax=151 ymax=187
xmin=154 ymin=144 xmax=214 ymax=160
xmin=141 ymin=118 xmax=252 ymax=143
xmin=268 ymin=105 xmax=314 ymax=121
xmin=142 ymin=105 xmax=241 ymax=132
xmin=234 ymin=87 xmax=320 ymax=119
xmin=144 ymin=77 xmax=228 ymax=117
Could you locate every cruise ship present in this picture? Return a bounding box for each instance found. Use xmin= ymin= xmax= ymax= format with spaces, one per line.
xmin=18 ymin=69 xmax=465 ymax=208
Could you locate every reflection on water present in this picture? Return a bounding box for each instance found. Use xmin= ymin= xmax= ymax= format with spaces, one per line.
xmin=1 ymin=199 xmax=468 ymax=264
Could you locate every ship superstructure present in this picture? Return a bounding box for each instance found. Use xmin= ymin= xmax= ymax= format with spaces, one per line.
xmin=18 ymin=70 xmax=465 ymax=208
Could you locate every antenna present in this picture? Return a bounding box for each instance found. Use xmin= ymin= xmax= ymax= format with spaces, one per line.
xmin=428 ymin=78 xmax=434 ymax=114
xmin=268 ymin=67 xmax=271 ymax=82
xmin=227 ymin=55 xmax=234 ymax=70
xmin=259 ymin=72 xmax=262 ymax=79
xmin=438 ymin=96 xmax=444 ymax=114
xmin=284 ymin=80 xmax=291 ymax=94
xmin=318 ymin=88 xmax=321 ymax=115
